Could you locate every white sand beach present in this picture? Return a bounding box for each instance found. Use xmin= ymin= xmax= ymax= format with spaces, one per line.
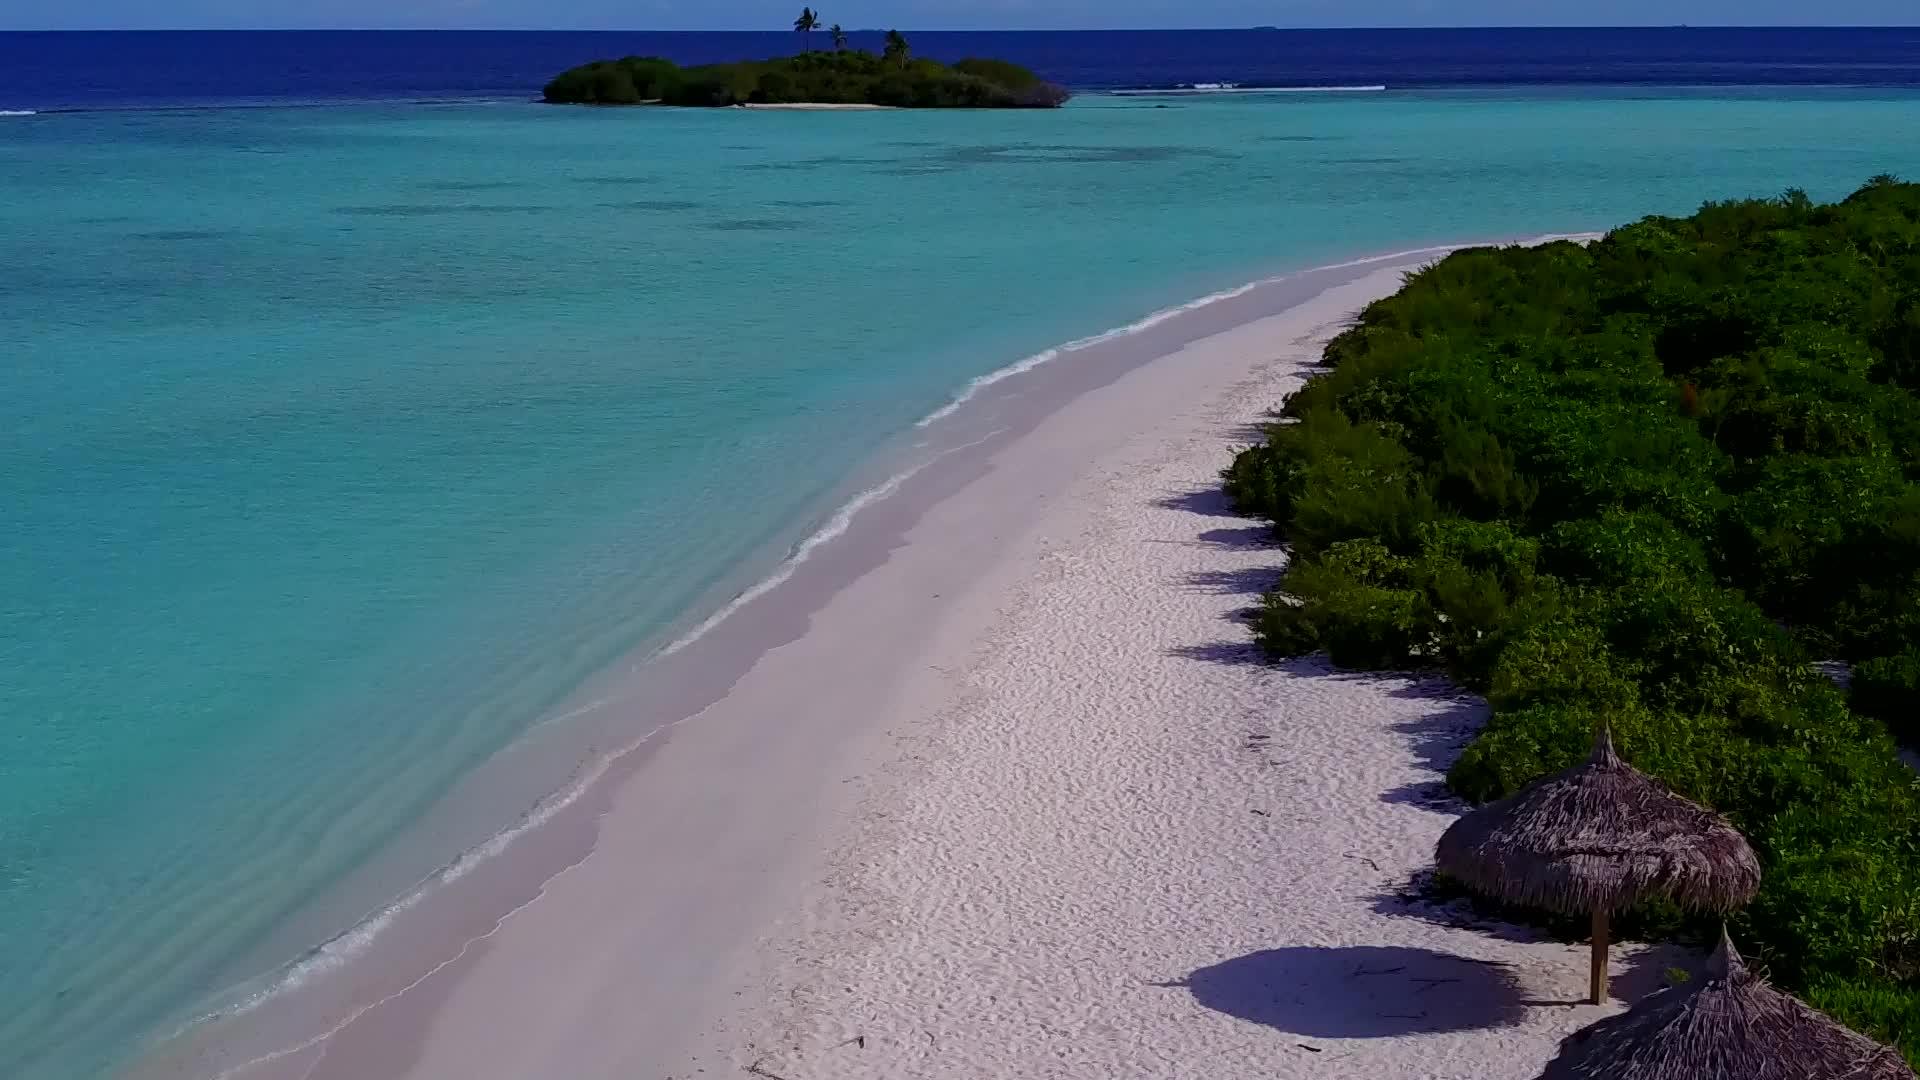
xmin=694 ymin=252 xmax=1687 ymax=1080
xmin=165 ymin=241 xmax=1689 ymax=1080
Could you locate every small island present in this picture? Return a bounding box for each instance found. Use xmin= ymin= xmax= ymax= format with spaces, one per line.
xmin=543 ymin=15 xmax=1068 ymax=109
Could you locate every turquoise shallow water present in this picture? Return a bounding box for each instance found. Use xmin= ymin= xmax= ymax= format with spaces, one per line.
xmin=4 ymin=89 xmax=1920 ymax=1077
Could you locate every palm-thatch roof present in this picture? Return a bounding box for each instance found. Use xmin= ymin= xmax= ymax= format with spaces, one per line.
xmin=1537 ymin=931 xmax=1917 ymax=1080
xmin=1435 ymin=726 xmax=1760 ymax=915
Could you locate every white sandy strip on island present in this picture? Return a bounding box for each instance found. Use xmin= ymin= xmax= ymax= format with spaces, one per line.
xmin=705 ymin=257 xmax=1692 ymax=1080
xmin=737 ymin=102 xmax=899 ymax=110
xmin=160 ymin=240 xmax=1664 ymax=1080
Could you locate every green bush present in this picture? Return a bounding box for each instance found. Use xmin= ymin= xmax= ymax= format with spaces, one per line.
xmin=753 ymin=69 xmax=796 ymax=103
xmin=1227 ymin=179 xmax=1920 ymax=1060
xmin=542 ymin=62 xmax=640 ymax=105
xmin=1539 ymin=510 xmax=1708 ymax=588
xmin=1450 ymin=700 xmax=1629 ymax=801
xmin=617 ymin=56 xmax=682 ymax=99
xmin=663 ymin=71 xmax=747 ymax=107
xmin=1854 ymin=648 xmax=1920 ymax=743
xmin=1808 ymin=979 xmax=1920 ymax=1069
xmin=1257 ymin=538 xmax=1430 ymax=668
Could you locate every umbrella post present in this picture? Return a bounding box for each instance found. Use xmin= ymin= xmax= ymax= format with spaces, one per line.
xmin=1590 ymin=909 xmax=1610 ymax=1004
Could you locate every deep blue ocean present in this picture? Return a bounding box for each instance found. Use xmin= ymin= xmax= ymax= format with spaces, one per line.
xmin=3 ymin=27 xmax=1920 ymax=1080
xmin=3 ymin=27 xmax=1920 ymax=110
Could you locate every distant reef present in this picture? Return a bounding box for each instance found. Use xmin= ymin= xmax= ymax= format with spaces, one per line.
xmin=542 ymin=48 xmax=1070 ymax=109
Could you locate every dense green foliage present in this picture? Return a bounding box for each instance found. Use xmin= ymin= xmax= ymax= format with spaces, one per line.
xmin=1856 ymin=648 xmax=1920 ymax=745
xmin=542 ymin=49 xmax=1069 ymax=108
xmin=1225 ymin=178 xmax=1920 ymax=1061
xmin=542 ymin=56 xmax=682 ymax=105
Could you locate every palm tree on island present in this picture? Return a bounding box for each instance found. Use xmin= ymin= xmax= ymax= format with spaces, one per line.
xmin=830 ymin=24 xmax=847 ymax=51
xmin=793 ymin=7 xmax=820 ymax=51
xmin=883 ymin=29 xmax=911 ymax=67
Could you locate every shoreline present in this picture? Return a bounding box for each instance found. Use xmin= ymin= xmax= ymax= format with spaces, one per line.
xmin=131 ymin=235 xmax=1623 ymax=1080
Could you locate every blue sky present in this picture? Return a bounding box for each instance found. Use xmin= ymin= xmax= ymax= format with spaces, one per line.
xmin=5 ymin=1 xmax=1916 ymax=31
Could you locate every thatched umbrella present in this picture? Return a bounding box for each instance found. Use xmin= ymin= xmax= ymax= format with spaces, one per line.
xmin=1537 ymin=930 xmax=1916 ymax=1079
xmin=1435 ymin=725 xmax=1760 ymax=1003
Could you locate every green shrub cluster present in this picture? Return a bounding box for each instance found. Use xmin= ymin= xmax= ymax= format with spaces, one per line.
xmin=542 ymin=51 xmax=1069 ymax=108
xmin=1855 ymin=648 xmax=1920 ymax=745
xmin=1226 ymin=178 xmax=1920 ymax=1061
xmin=541 ymin=56 xmax=682 ymax=105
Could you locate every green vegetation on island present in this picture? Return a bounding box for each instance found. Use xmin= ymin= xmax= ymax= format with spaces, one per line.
xmin=542 ymin=15 xmax=1067 ymax=108
xmin=1224 ymin=177 xmax=1920 ymax=1062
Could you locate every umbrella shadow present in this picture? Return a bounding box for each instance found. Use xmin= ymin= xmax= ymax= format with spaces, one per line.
xmin=1160 ymin=945 xmax=1531 ymax=1037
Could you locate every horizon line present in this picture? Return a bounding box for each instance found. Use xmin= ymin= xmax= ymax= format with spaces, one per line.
xmin=5 ymin=23 xmax=1919 ymax=32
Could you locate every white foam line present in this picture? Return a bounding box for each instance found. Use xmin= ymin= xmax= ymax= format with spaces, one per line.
xmin=653 ymin=425 xmax=1005 ymax=661
xmin=915 ymin=279 xmax=1283 ymax=428
xmin=915 ymin=234 xmax=1601 ymax=431
xmin=203 ymin=714 xmax=673 ymax=1080
xmin=0 ymin=109 xmax=37 ymax=116
xmin=184 ymin=724 xmax=637 ymax=1037
xmin=652 ymin=462 xmax=934 ymax=660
